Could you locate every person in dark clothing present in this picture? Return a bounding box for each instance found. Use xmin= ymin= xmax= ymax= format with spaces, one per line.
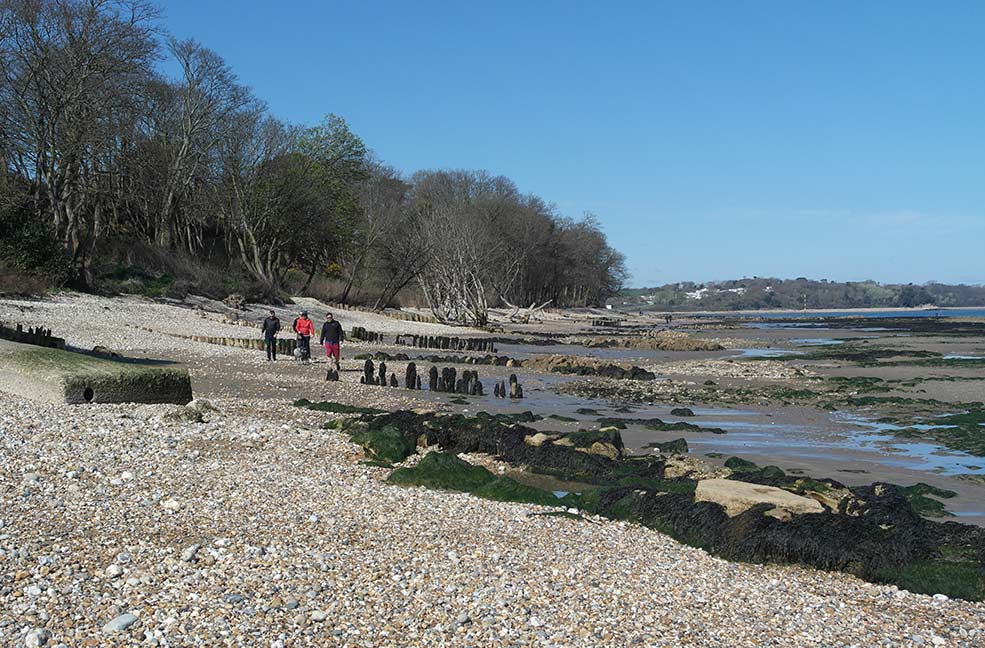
xmin=261 ymin=310 xmax=280 ymax=361
xmin=319 ymin=312 xmax=345 ymax=370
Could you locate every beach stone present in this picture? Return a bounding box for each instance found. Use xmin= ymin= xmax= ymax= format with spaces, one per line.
xmin=102 ymin=613 xmax=139 ymax=634
xmin=180 ymin=544 xmax=201 ymax=562
xmin=105 ymin=564 xmax=123 ymax=578
xmin=25 ymin=628 xmax=51 ymax=648
xmin=695 ymin=478 xmax=824 ymax=520
xmin=133 ymin=404 xmax=203 ymax=423
xmin=311 ymin=610 xmax=327 ymax=622
xmin=524 ymin=432 xmax=558 ymax=447
xmin=186 ymin=398 xmax=220 ymax=415
xmin=161 ymin=498 xmax=181 ymax=511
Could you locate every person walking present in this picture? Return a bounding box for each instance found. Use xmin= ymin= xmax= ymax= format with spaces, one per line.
xmin=319 ymin=312 xmax=345 ymax=371
xmin=293 ymin=310 xmax=315 ymax=362
xmin=261 ymin=310 xmax=281 ymax=361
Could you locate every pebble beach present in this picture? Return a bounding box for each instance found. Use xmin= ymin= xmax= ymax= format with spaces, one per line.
xmin=1 ymin=294 xmax=984 ymax=647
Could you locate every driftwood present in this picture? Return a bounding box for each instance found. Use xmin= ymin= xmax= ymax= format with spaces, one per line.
xmin=501 ymin=298 xmax=553 ymax=324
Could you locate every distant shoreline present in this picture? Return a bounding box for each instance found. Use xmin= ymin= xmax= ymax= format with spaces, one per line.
xmin=620 ymin=305 xmax=985 ymax=317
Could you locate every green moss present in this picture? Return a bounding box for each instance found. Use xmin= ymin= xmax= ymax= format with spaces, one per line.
xmin=293 ymin=399 xmax=384 ymax=415
xmin=575 ymin=407 xmax=601 ymax=415
xmin=567 ymin=428 xmax=624 ymax=449
xmin=759 ymin=465 xmax=787 ymax=480
xmin=548 ymin=414 xmax=577 ymax=422
xmin=790 ymin=478 xmax=831 ymax=494
xmin=387 ymin=452 xmax=495 ymax=491
xmin=875 ymin=560 xmax=984 ymax=601
xmin=896 ymin=483 xmax=957 ymax=517
xmin=4 ymin=345 xmax=192 ymax=403
xmin=472 ymin=477 xmax=563 ymax=506
xmin=349 ymin=424 xmax=415 ymax=465
xmin=614 ymin=476 xmax=696 ymax=494
xmin=883 ymin=357 xmax=985 ymax=368
xmin=802 ymin=344 xmax=941 ymax=365
xmin=724 ymin=456 xmax=759 ymax=472
xmin=826 ymin=376 xmax=890 ymax=394
xmin=646 ymin=438 xmax=689 ymax=454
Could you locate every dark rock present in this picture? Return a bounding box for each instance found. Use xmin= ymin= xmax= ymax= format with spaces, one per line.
xmin=670 ymin=407 xmax=696 ymax=417
xmin=648 ymin=438 xmax=689 ymax=454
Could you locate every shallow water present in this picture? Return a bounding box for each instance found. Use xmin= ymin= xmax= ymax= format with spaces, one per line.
xmin=834 ymin=414 xmax=985 ymax=476
xmin=732 ymin=348 xmax=802 ymax=358
xmin=793 ymin=338 xmax=844 ymax=346
xmin=713 ymin=308 xmax=985 ymax=320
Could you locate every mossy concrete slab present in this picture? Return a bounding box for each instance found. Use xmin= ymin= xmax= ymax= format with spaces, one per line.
xmin=0 ymin=339 xmax=192 ymax=404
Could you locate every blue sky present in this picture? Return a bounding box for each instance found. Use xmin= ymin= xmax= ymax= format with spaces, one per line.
xmin=161 ymin=1 xmax=985 ymax=287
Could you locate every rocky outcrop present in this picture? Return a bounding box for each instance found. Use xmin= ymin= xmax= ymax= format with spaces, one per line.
xmin=524 ymin=354 xmax=655 ymax=380
xmin=327 ymin=409 xmax=970 ymax=594
xmin=583 ymin=330 xmax=723 ymax=352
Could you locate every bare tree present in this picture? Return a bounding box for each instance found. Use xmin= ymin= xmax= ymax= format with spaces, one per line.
xmin=0 ymin=0 xmax=160 ymax=284
xmin=213 ymin=109 xmax=295 ymax=290
xmin=337 ymin=160 xmax=406 ymax=303
xmin=412 ymin=170 xmax=536 ymax=325
xmin=153 ymin=37 xmax=253 ymax=251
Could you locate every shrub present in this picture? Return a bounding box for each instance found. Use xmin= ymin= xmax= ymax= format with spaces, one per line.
xmin=0 ymin=195 xmax=71 ymax=289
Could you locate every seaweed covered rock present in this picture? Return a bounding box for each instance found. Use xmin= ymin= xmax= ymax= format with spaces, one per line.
xmin=348 ymin=423 xmax=416 ymax=465
xmin=338 ymin=408 xmax=984 ymax=600
xmin=343 ymin=410 xmax=657 ymax=485
xmin=670 ymin=407 xmax=695 ymax=417
xmin=388 ymin=452 xmax=495 ymax=491
xmin=389 ymin=452 xmax=573 ymax=507
xmin=647 ymin=438 xmax=689 ymax=455
xmin=524 ymin=355 xmax=656 ymax=380
xmin=587 ymin=482 xmax=943 ymax=587
xmin=561 ymin=428 xmax=626 ymax=460
xmin=598 ymin=416 xmax=727 ymax=435
xmin=473 ymin=476 xmax=568 ymax=506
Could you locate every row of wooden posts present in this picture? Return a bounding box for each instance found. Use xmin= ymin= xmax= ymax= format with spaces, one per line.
xmin=394 ymin=334 xmax=497 ymax=353
xmin=0 ymin=322 xmax=66 ymax=349
xmin=357 ymin=359 xmax=523 ymax=399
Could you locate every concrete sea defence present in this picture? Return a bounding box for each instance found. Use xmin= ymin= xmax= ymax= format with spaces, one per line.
xmin=0 ymin=339 xmax=192 ymax=404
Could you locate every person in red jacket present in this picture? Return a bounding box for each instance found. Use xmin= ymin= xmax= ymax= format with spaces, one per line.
xmin=292 ymin=310 xmax=315 ymax=361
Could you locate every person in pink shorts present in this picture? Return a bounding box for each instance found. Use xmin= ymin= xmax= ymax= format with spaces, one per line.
xmin=319 ymin=312 xmax=344 ymax=371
